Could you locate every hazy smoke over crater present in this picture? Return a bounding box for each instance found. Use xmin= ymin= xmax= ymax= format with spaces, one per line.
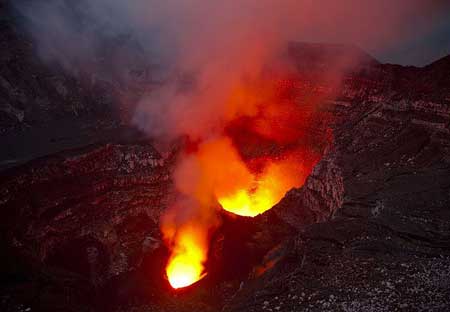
xmin=13 ymin=0 xmax=450 ymax=138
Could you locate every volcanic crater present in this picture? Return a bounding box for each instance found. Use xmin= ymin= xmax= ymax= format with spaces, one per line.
xmin=1 ymin=2 xmax=450 ymax=311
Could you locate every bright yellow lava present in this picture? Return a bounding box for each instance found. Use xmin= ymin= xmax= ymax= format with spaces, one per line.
xmin=166 ymin=229 xmax=206 ymax=289
xmin=218 ymin=160 xmax=304 ymax=217
xmin=218 ymin=187 xmax=276 ymax=217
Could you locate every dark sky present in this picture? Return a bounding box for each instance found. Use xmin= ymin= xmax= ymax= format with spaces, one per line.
xmin=377 ymin=9 xmax=450 ymax=66
xmin=11 ymin=0 xmax=450 ymax=68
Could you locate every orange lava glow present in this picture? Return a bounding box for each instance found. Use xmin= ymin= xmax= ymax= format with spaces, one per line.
xmin=165 ymin=226 xmax=207 ymax=289
xmin=175 ymin=136 xmax=309 ymax=217
xmin=218 ymin=158 xmax=307 ymax=217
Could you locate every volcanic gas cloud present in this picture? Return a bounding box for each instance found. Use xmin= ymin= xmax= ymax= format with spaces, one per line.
xmin=135 ymin=3 xmax=350 ymax=289
xmin=153 ymin=71 xmax=332 ymax=288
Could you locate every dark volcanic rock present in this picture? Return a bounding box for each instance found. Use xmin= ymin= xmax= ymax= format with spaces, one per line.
xmin=0 ymin=142 xmax=171 ymax=311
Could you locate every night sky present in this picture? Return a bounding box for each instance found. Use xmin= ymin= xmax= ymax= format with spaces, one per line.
xmin=377 ymin=8 xmax=450 ymax=66
xmin=9 ymin=0 xmax=450 ymax=68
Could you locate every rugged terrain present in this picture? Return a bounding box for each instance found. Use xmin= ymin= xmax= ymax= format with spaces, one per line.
xmin=1 ymin=2 xmax=450 ymax=311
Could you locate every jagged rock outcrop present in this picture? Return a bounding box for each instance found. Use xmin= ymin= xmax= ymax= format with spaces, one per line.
xmin=269 ymin=154 xmax=343 ymax=230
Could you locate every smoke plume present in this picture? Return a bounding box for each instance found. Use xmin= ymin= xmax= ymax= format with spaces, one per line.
xmin=12 ymin=0 xmax=450 ymax=133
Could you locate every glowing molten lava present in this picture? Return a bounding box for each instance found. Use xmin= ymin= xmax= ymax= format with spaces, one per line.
xmin=218 ymin=159 xmax=306 ymax=217
xmin=164 ymin=225 xmax=208 ymax=289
